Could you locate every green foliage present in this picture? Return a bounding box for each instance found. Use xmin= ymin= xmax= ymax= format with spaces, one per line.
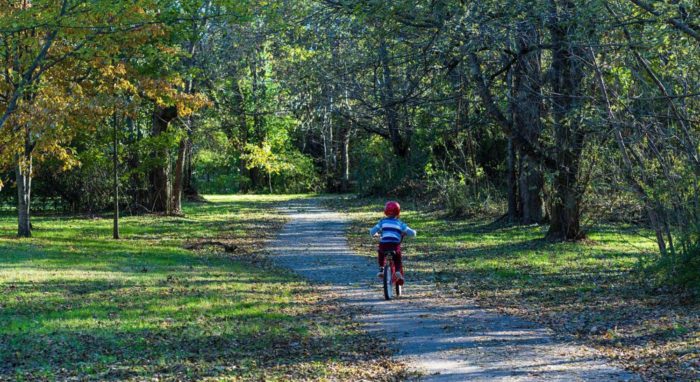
xmin=644 ymin=220 xmax=700 ymax=293
xmin=272 ymin=149 xmax=323 ymax=193
xmin=43 ymin=147 xmax=114 ymax=212
xmin=194 ymin=148 xmax=238 ymax=194
xmin=677 ymin=241 xmax=700 ymax=293
xmin=350 ymin=135 xmax=428 ymax=195
xmin=243 ymin=142 xmax=291 ymax=178
xmin=428 ymin=174 xmax=502 ymax=217
xmin=1 ymin=0 xmax=698 ymax=298
xmin=242 ymin=142 xmax=321 ymax=193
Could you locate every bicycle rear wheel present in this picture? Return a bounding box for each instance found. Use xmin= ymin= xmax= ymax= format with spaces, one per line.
xmin=383 ymin=264 xmax=393 ymax=300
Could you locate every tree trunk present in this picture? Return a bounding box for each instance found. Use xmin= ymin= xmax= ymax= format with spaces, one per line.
xmin=16 ymin=154 xmax=32 ymax=238
xmin=519 ymin=155 xmax=544 ymax=224
xmin=177 ymin=5 xmax=209 ymax=200
xmin=507 ymin=136 xmax=519 ymax=223
xmin=171 ymin=136 xmax=187 ymax=215
xmin=513 ymin=21 xmax=544 ymax=224
xmin=113 ymin=114 xmax=120 ymax=239
xmin=150 ymin=105 xmax=177 ymax=213
xmin=251 ymin=49 xmax=266 ymax=143
xmin=548 ymin=168 xmax=583 ymax=240
xmin=339 ymin=123 xmax=351 ymax=192
xmin=125 ymin=116 xmax=147 ymax=209
xmin=378 ymin=39 xmax=409 ymax=157
xmin=515 ymin=38 xmax=544 ymax=223
xmin=325 ymin=88 xmax=337 ymax=183
xmin=16 ymin=122 xmax=35 ymax=238
xmin=248 ymin=49 xmax=266 ymax=190
xmin=230 ymin=78 xmax=251 ymax=192
xmin=183 ymin=137 xmax=197 ymax=198
xmin=545 ymin=1 xmax=588 ymax=240
xmin=450 ymin=69 xmax=479 ymax=196
xmin=589 ymin=44 xmax=668 ymax=255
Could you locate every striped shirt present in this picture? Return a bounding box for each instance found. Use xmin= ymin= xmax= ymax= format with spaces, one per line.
xmin=369 ymin=217 xmax=417 ymax=244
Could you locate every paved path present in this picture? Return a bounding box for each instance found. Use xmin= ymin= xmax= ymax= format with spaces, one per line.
xmin=267 ymin=199 xmax=639 ymax=381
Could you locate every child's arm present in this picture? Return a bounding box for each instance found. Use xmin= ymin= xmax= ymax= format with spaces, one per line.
xmin=404 ymin=227 xmax=417 ymax=237
xmin=401 ymin=222 xmax=417 ymax=237
xmin=369 ymin=221 xmax=382 ymax=237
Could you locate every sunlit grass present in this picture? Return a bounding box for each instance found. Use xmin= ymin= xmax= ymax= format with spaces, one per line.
xmin=326 ymin=195 xmax=697 ymax=381
xmin=327 ymin=195 xmax=656 ymax=283
xmin=0 ymin=194 xmax=406 ymax=381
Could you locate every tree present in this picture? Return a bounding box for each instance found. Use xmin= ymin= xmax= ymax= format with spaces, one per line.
xmin=0 ymin=0 xmax=206 ymax=234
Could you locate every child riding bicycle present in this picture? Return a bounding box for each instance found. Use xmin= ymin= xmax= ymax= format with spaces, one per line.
xmin=369 ymin=201 xmax=417 ymax=284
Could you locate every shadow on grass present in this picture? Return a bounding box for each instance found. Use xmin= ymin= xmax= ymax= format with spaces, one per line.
xmin=1 ymin=291 xmax=381 ymax=380
xmin=396 ymin=222 xmax=694 ymax=353
xmin=330 ymin=196 xmax=698 ymax=381
xmin=2 ymin=197 xmax=395 ymax=380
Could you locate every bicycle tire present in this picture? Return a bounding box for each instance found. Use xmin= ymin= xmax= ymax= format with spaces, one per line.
xmin=383 ymin=264 xmax=392 ymax=300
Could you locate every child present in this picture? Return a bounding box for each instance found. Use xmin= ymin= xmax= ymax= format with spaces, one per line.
xmin=369 ymin=201 xmax=417 ymax=282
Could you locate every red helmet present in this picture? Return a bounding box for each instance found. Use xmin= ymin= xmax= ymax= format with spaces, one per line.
xmin=384 ymin=201 xmax=400 ymax=217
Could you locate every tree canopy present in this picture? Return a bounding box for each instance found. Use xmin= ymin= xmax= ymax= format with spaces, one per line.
xmin=0 ymin=0 xmax=698 ymax=288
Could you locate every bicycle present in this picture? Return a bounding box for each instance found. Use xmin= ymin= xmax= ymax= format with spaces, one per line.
xmin=381 ymin=249 xmax=402 ymax=300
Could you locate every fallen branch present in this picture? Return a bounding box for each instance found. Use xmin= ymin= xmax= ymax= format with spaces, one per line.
xmin=184 ymin=240 xmax=239 ymax=253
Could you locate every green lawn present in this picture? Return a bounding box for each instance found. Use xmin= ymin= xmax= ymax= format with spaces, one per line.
xmin=0 ymin=195 xmax=407 ymax=381
xmin=325 ymin=196 xmax=699 ymax=381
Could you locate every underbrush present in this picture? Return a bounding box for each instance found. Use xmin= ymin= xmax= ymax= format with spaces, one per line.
xmin=645 ymin=240 xmax=700 ymax=299
xmin=429 ymin=177 xmax=504 ymax=217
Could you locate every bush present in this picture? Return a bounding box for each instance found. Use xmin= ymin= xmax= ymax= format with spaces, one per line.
xmin=351 ymin=135 xmax=429 ymax=195
xmin=672 ymin=224 xmax=700 ymax=294
xmin=35 ymin=148 xmax=115 ymax=213
xmin=430 ymin=176 xmax=503 ymax=217
xmin=642 ymin=219 xmax=700 ymax=298
xmin=194 ymin=147 xmax=239 ymax=194
xmin=676 ymin=247 xmax=700 ymax=294
xmin=271 ymin=149 xmax=323 ymax=193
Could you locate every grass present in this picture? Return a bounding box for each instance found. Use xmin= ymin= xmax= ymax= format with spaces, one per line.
xmin=324 ymin=195 xmax=700 ymax=382
xmin=0 ymin=195 xmax=408 ymax=381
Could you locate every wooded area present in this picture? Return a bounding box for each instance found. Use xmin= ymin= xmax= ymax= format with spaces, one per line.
xmin=0 ymin=1 xmax=698 ymax=288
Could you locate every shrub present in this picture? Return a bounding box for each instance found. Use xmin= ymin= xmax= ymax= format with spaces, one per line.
xmin=430 ymin=175 xmax=503 ymax=217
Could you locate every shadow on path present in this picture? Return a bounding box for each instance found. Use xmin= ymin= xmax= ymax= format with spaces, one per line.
xmin=267 ymin=199 xmax=639 ymax=382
